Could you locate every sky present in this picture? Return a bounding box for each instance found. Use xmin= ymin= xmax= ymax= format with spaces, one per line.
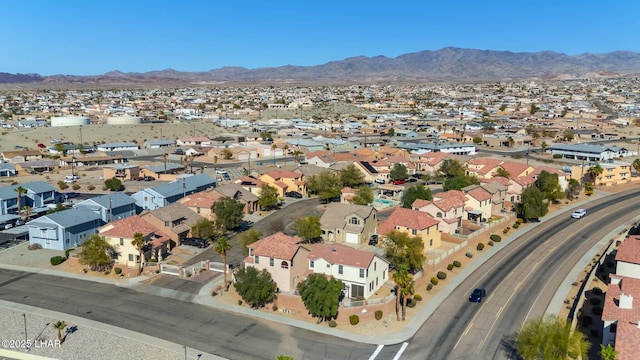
xmin=3 ymin=1 xmax=639 ymax=76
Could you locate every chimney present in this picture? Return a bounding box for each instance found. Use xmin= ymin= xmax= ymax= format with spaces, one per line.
xmin=620 ymin=293 xmax=633 ymax=309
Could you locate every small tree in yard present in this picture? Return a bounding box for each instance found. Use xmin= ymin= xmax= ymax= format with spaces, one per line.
xmin=215 ymin=237 xmax=232 ymax=290
xmin=297 ymin=273 xmax=343 ymax=322
xmin=390 ymin=163 xmax=408 ymax=181
xmin=384 ymin=231 xmax=425 ymax=273
xmin=339 ymin=164 xmax=365 ymax=187
xmin=191 ymin=218 xmax=224 ymax=242
xmin=52 ymin=321 xmax=67 ymax=343
xmin=131 ymin=232 xmax=145 ymax=274
xmin=240 ymin=229 xmax=263 ymax=256
xmin=352 ymin=186 xmax=374 ymax=205
xmin=234 ymin=267 xmax=277 ymax=308
xmin=104 ymin=178 xmax=123 ymax=191
xmin=78 ymin=234 xmax=114 ymax=272
xmin=393 ymin=264 xmax=415 ymax=321
xmin=401 ymin=184 xmax=432 ymax=208
xmin=516 ymin=185 xmax=548 ymax=222
xmin=212 ymin=197 xmax=244 ymax=230
xmin=258 ymin=184 xmax=279 ymax=210
xmin=291 ymin=216 xmax=321 ymax=243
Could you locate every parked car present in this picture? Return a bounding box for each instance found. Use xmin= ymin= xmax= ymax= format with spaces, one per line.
xmin=469 ymin=288 xmax=487 ymax=303
xmin=133 ymin=176 xmax=144 ymax=181
xmin=407 ymin=178 xmax=418 ymax=183
xmin=216 ymin=169 xmax=228 ymax=174
xmin=65 ymin=192 xmax=80 ymax=199
xmin=143 ymin=176 xmax=155 ymax=181
xmin=285 ymin=191 xmax=303 ymax=199
xmin=182 ymin=237 xmax=209 ymax=248
xmin=571 ymin=209 xmax=587 ymax=219
xmin=392 ymin=179 xmax=406 ymax=185
xmin=375 ymin=178 xmax=386 ymax=184
xmin=369 ymin=234 xmax=379 ymax=246
xmin=173 ymin=148 xmax=184 ymax=155
xmin=222 ymin=173 xmax=231 ymax=181
xmin=37 ymin=143 xmax=46 ymax=149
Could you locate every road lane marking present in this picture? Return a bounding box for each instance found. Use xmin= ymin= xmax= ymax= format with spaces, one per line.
xmin=454 ymin=322 xmax=475 ymax=349
xmin=392 ymin=342 xmax=409 ymax=360
xmin=368 ymin=345 xmax=384 ymax=360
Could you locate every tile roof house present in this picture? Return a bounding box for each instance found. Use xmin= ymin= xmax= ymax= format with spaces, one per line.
xmin=100 ymin=216 xmax=171 ymax=267
xmin=244 ymin=232 xmax=309 ymax=293
xmin=26 ymin=208 xmax=102 ymax=251
xmin=0 ymin=150 xmax=44 ymax=164
xmin=411 ymin=152 xmax=450 ymax=173
xmin=498 ymin=161 xmax=534 ymax=179
xmin=139 ymin=202 xmax=202 ymax=248
xmin=614 ymin=236 xmax=640 ymax=279
xmin=467 ymin=182 xmax=508 ymax=216
xmin=378 ymin=207 xmax=441 ymax=252
xmin=258 ymin=170 xmax=306 ymax=197
xmin=320 ymin=203 xmax=377 ymax=245
xmin=74 ymin=192 xmax=136 ymax=223
xmin=463 ymin=186 xmax=494 ymax=222
xmin=307 ymin=243 xmax=389 ymax=299
xmin=177 ymin=190 xmax=222 ymax=220
xmin=131 ymin=174 xmax=217 ymax=211
xmin=234 ymin=176 xmax=267 ymax=197
xmin=213 ymin=184 xmax=259 ymax=214
xmin=340 ymin=187 xmax=355 ymax=204
xmin=602 ymin=275 xmax=640 ymax=359
xmin=411 ymin=190 xmax=466 ymax=234
xmin=465 ymin=158 xmax=504 ymax=179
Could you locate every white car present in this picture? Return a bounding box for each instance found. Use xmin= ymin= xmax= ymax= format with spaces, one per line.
xmin=571 ymin=209 xmax=587 ymax=219
xmin=215 ymin=169 xmax=228 ymax=174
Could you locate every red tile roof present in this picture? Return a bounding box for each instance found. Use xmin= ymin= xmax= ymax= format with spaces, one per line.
xmin=499 ymin=161 xmax=532 ymax=177
xmin=308 ymin=243 xmax=376 ymax=268
xmin=432 ymin=190 xmax=466 ymax=211
xmin=100 ymin=216 xmax=171 ymax=247
xmin=602 ymin=276 xmax=640 ymax=325
xmin=378 ymin=208 xmax=439 ymax=235
xmin=264 ymin=170 xmax=303 ymax=180
xmin=411 ymin=199 xmax=431 ymax=209
xmin=179 ymin=190 xmax=221 ymax=208
xmin=248 ymin=232 xmax=302 ymax=260
xmin=616 ymin=236 xmax=640 ymax=265
xmin=614 ymin=320 xmax=640 ymax=360
xmin=466 ymin=187 xmax=492 ymax=202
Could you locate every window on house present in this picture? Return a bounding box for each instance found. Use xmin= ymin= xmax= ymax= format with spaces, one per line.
xmin=254 ymin=255 xmax=259 ymax=264
xmin=349 ymin=217 xmax=359 ymax=225
xmin=338 ymin=265 xmax=343 ymax=274
xmin=430 ymin=239 xmax=433 ymax=247
xmin=128 ymin=254 xmax=134 ymax=261
xmin=359 ymin=269 xmax=365 ymax=278
xmin=383 ymin=270 xmax=386 ymax=279
xmin=249 ymin=248 xmax=253 ymax=256
xmin=437 ymin=212 xmax=443 ymax=218
xmin=411 ymin=229 xmax=417 ymax=235
xmin=281 ymin=261 xmax=289 ymax=269
xmin=376 ymin=277 xmax=378 ymax=286
xmin=120 ymin=238 xmax=124 ymax=246
xmin=197 ymin=207 xmax=201 ymax=214
xmin=374 ymin=262 xmax=376 ymax=271
xmin=164 ymin=221 xmax=169 ymax=227
xmin=310 ymin=260 xmax=314 ymax=268
xmin=269 ymin=258 xmax=274 ymax=267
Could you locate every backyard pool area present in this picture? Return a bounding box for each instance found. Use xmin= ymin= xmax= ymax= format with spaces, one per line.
xmin=373 ymin=198 xmax=398 ymax=209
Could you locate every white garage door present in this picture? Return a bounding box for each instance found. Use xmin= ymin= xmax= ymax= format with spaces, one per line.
xmin=345 ymin=232 xmax=359 ymax=244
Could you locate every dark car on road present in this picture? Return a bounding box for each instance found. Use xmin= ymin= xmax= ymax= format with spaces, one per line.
xmin=143 ymin=176 xmax=155 ymax=182
xmin=182 ymin=237 xmax=209 ymax=248
xmin=369 ymin=234 xmax=379 ymax=246
xmin=469 ymin=288 xmax=487 ymax=303
xmin=285 ymin=191 xmax=303 ymax=199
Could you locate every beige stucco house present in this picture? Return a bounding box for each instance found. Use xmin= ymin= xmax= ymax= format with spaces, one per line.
xmin=320 ymin=203 xmax=377 ymax=245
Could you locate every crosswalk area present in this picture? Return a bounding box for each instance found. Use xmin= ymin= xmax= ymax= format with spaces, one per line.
xmin=368 ymin=342 xmax=409 ymax=360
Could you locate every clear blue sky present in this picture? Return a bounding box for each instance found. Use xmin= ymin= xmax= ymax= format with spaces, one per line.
xmin=3 ymin=1 xmax=638 ymax=76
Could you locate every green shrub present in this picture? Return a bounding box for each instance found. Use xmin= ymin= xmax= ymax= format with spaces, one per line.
xmin=453 ymin=260 xmax=461 ymax=267
xmin=406 ymin=298 xmax=416 ymax=308
xmin=502 ymin=227 xmax=510 ymax=234
xmin=553 ymin=154 xmax=562 ymax=159
xmin=103 ymin=271 xmax=110 ymax=275
xmin=50 ymin=256 xmax=65 ymax=266
xmin=349 ymin=314 xmax=360 ymax=325
xmin=477 ymin=243 xmax=485 ymax=251
xmin=437 ymin=271 xmax=447 ymax=280
xmin=447 ymin=264 xmax=454 ymax=271
xmin=516 ymin=218 xmax=524 ymax=224
xmin=465 ymin=252 xmax=473 ymax=258
xmin=87 ymin=184 xmax=96 ymax=191
xmin=375 ymin=310 xmax=383 ymax=320
xmin=488 ymin=241 xmax=494 ymax=246
xmin=413 ymin=294 xmax=422 ymax=301
xmin=431 ymin=277 xmax=439 ymax=285
xmin=490 ymin=234 xmax=502 ymax=242
xmin=149 ymin=258 xmax=158 ymax=262
xmin=272 ymin=305 xmax=278 ymax=311
xmin=512 ymin=223 xmax=520 ymax=229
xmin=238 ymin=300 xmax=243 ymax=306
xmin=114 ymin=267 xmax=122 ymax=275
xmin=72 ymin=184 xmax=81 ymax=190
xmin=328 ymin=320 xmax=337 ymax=327
xmin=427 ymin=283 xmax=433 ymax=291
xmin=65 ymin=248 xmax=74 ymax=259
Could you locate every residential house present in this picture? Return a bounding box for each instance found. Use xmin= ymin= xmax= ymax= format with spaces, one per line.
xmin=176 ymin=137 xmax=212 ymax=147
xmin=463 ymin=186 xmax=493 ymax=222
xmin=96 ymin=142 xmax=140 ymax=152
xmin=499 ymin=161 xmax=534 ymax=179
xmin=547 ymin=143 xmax=632 ymax=161
xmin=234 ymin=176 xmax=267 ymax=197
xmin=14 ymin=160 xmax=59 ymax=175
xmin=411 ymin=152 xmax=449 ymax=174
xmin=340 ymin=187 xmax=355 ymax=204
xmin=74 ymin=192 xmax=136 ymax=223
xmin=212 ymin=184 xmax=259 ymax=214
xmin=143 ymin=140 xmax=175 ymax=149
xmin=465 ymin=158 xmax=504 ymax=179
xmin=244 ymin=232 xmax=309 ymax=293
xmin=103 ymin=164 xmax=141 ymax=181
xmin=353 ymin=161 xmax=382 ymax=183
xmin=26 ymin=208 xmax=102 ymax=251
xmin=178 ymin=190 xmax=221 ymax=220
xmin=100 ymin=216 xmax=171 ymax=268
xmin=307 ymin=243 xmax=389 ymax=299
xmin=258 ymin=170 xmax=306 ymax=197
xmin=0 ymin=164 xmax=16 ymax=177
xmin=475 ymin=182 xmax=509 ymax=215
xmin=377 ymin=207 xmax=441 ymax=251
xmin=139 ymin=202 xmax=202 ymax=247
xmin=141 ymin=163 xmax=188 ymax=180
xmin=0 ymin=150 xmax=44 ymax=164
xmin=530 ymin=166 xmax=570 ymax=191
xmin=0 ymin=181 xmax=56 ymax=216
xmin=571 ymin=161 xmax=632 ymax=186
xmin=507 ymin=175 xmax=535 ymax=209
xmin=320 ymin=203 xmax=377 ymax=245
xmin=411 ymin=190 xmax=466 ymax=234
xmin=131 ymin=174 xmax=216 ymax=211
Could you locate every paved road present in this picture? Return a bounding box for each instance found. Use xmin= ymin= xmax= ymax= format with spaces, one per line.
xmin=0 ymin=269 xmax=402 ymax=360
xmin=403 ymin=187 xmax=640 ymax=360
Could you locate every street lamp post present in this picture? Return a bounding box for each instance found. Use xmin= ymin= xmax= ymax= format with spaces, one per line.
xmin=71 ymin=156 xmax=77 ymax=178
xmin=22 ymin=313 xmax=27 ymax=343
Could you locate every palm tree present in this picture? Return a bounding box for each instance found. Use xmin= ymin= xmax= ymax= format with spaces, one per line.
xmin=52 ymin=321 xmax=67 ymax=343
xmin=392 ymin=264 xmax=415 ymax=321
xmin=282 ymin=144 xmax=289 ymax=164
xmin=14 ymin=186 xmax=26 ymax=216
xmin=587 ymin=164 xmax=603 ymax=184
xmin=22 ymin=206 xmax=32 ymax=220
xmin=162 ymin=153 xmax=168 ymax=171
xmin=131 ymin=232 xmax=145 ymax=274
xmin=540 ymin=141 xmax=548 ymax=155
xmin=633 ymin=158 xmax=640 ymax=177
xmin=215 ymin=237 xmax=232 ymax=291
xmin=189 ymin=153 xmax=195 ymax=173
xmin=599 ymin=344 xmax=618 ymax=360
xmin=271 ymin=143 xmax=278 ymax=165
xmin=213 ymin=155 xmax=218 ymax=173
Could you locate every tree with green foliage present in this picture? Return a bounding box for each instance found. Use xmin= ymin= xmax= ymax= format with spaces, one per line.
xmin=104 ymin=177 xmax=123 ymax=191
xmin=258 ymin=184 xmax=279 ymax=210
xmin=535 ymin=170 xmax=564 ymax=203
xmin=221 ymin=148 xmax=233 ymax=160
xmin=633 ymin=158 xmax=640 ymax=177
xmin=499 ymin=104 xmax=507 ymax=111
xmin=443 ymin=175 xmax=479 ymax=191
xmin=393 ymin=264 xmax=415 ymax=321
xmin=516 ymin=185 xmax=549 ymax=222
xmin=52 ymin=321 xmax=67 ymax=343
xmin=14 ymin=186 xmax=26 ymax=217
xmin=587 ymin=164 xmax=603 ymax=184
xmin=131 ymin=232 xmax=145 ymax=274
xmin=495 ymin=167 xmax=510 ymax=178
xmin=234 ymin=267 xmax=277 ymax=308
xmin=473 ymin=137 xmax=482 ymax=145
xmin=563 ymin=129 xmax=575 ymax=142
xmin=291 ymin=216 xmax=321 ymax=243
xmin=306 ymin=170 xmax=342 ymax=202
xmin=79 ymin=234 xmax=114 ymax=272
xmin=515 ymin=314 xmax=589 ymax=360
xmin=599 ymin=344 xmax=618 ymax=360
xmin=212 ymin=197 xmax=244 ymax=230
xmin=401 ymin=184 xmax=432 ymax=208
xmin=352 ymin=186 xmax=374 ymax=205
xmin=191 ymin=218 xmax=223 ymax=241
xmin=339 ymin=164 xmax=365 ymax=187
xmin=383 ymin=231 xmax=425 ymax=273
xmin=240 ymin=229 xmax=263 ymax=256
xmin=215 ymin=237 xmax=232 ymax=290
xmin=276 ymin=356 xmax=294 ymax=360
xmin=297 ymin=273 xmax=343 ymax=322
xmin=439 ymin=159 xmax=466 ymax=178
xmin=386 ymin=128 xmax=395 ymax=137
xmin=566 ymin=178 xmax=581 ymax=200
xmin=390 ymin=163 xmax=409 ymax=181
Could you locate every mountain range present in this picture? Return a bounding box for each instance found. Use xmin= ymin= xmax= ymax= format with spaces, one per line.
xmin=3 ymin=47 xmax=640 ymax=85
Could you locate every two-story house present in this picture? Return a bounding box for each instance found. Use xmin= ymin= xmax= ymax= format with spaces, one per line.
xmin=467 ymin=182 xmax=508 ymax=216
xmin=377 ymin=207 xmax=441 ymax=252
xmin=258 ymin=170 xmax=306 ymax=197
xmin=0 ymin=181 xmax=56 ymax=216
xmin=131 ymin=174 xmax=217 ymax=211
xmin=26 ymin=208 xmax=102 ymax=251
xmin=463 ymin=186 xmax=494 ymax=222
xmin=320 ymin=203 xmax=377 ymax=245
xmin=139 ymin=203 xmax=202 ymax=248
xmin=411 ymin=190 xmax=466 ymax=234
xmin=307 ymin=243 xmax=389 ymax=299
xmin=244 ymin=232 xmax=309 ymax=293
xmin=74 ymin=192 xmax=136 ymax=223
xmin=100 ymin=216 xmax=171 ymax=267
